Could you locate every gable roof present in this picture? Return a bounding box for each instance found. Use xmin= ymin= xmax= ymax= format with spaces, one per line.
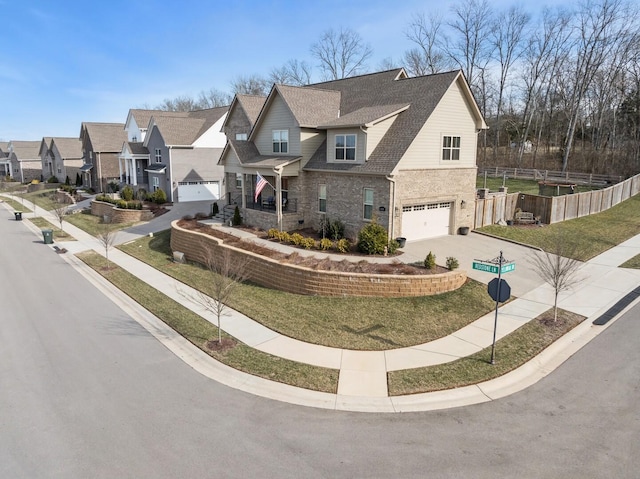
xmin=81 ymin=123 xmax=128 ymax=152
xmin=235 ymin=94 xmax=267 ymax=126
xmin=9 ymin=140 xmax=41 ymax=159
xmin=273 ymin=85 xmax=341 ymax=128
xmin=318 ymin=103 xmax=410 ymax=129
xmin=52 ymin=137 xmax=83 ymax=159
xmin=39 ymin=137 xmax=53 ymax=156
xmin=304 ymin=69 xmax=485 ymax=174
xmin=145 ymin=106 xmax=229 ymax=147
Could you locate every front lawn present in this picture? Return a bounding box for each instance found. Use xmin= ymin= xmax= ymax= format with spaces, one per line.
xmin=118 ymin=230 xmax=497 ymax=351
xmin=78 ymin=251 xmax=339 ymax=393
xmin=479 ymin=194 xmax=640 ymax=261
xmin=65 ymin=210 xmax=137 ymax=236
xmin=0 ymin=195 xmax=33 ymax=213
xmin=18 ymin=188 xmax=60 ymax=211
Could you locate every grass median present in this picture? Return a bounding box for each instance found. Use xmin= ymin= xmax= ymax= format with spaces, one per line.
xmin=118 ymin=230 xmax=497 ymax=351
xmin=0 ymin=195 xmax=33 ymax=213
xmin=388 ymin=309 xmax=585 ymax=395
xmin=77 ymin=250 xmax=339 ymax=393
xmin=479 ymin=194 xmax=640 ymax=261
xmin=28 ymin=217 xmax=76 ymax=241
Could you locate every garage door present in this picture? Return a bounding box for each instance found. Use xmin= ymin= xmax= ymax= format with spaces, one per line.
xmin=401 ymin=202 xmax=451 ymax=241
xmin=177 ymin=181 xmax=220 ymax=202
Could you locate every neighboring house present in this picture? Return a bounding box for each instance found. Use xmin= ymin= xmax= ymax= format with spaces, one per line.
xmin=39 ymin=137 xmax=83 ymax=182
xmin=7 ymin=140 xmax=41 ymax=183
xmin=142 ymin=106 xmax=228 ymax=203
xmin=79 ymin=122 xmax=128 ymax=192
xmin=0 ymin=141 xmax=12 ymax=177
xmin=219 ymin=68 xmax=487 ymax=241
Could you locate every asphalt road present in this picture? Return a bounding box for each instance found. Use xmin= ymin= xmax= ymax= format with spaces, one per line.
xmin=1 ymin=210 xmax=639 ymax=478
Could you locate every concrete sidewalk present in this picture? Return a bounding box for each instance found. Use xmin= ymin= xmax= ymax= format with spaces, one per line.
xmin=5 ymin=194 xmax=640 ymax=412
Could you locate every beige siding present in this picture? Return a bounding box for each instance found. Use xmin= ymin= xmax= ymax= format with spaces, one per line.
xmin=399 ymin=78 xmax=478 ymax=170
xmin=253 ymin=95 xmax=300 ymax=155
xmin=367 ymin=116 xmax=396 ymax=158
xmin=300 ymin=128 xmax=325 ymax=165
xmin=326 ymin=128 xmax=365 ymax=163
xmin=220 ymin=147 xmax=243 ymax=174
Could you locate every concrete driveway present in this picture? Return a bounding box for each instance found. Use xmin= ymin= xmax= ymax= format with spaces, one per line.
xmin=399 ymin=232 xmax=550 ymax=297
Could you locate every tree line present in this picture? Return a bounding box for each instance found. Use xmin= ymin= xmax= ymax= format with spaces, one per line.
xmin=151 ymin=0 xmax=640 ymax=176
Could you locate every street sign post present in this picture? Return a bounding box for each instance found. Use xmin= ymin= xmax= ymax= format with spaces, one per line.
xmin=472 ymin=261 xmax=515 ymax=274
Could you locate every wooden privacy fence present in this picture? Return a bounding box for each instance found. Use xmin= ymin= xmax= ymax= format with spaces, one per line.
xmin=475 ymin=173 xmax=640 ymax=227
xmin=477 ymin=167 xmax=623 ymax=186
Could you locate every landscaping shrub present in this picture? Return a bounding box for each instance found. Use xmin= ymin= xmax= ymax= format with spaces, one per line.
xmin=121 ymin=185 xmax=134 ymax=201
xmin=424 ymin=252 xmax=436 ymax=270
xmin=232 ymin=205 xmax=242 ymax=226
xmin=116 ymin=200 xmax=128 ymax=209
xmin=279 ymin=231 xmax=291 ymax=243
xmin=65 ymin=176 xmax=71 ymax=185
xmin=75 ymin=173 xmax=82 ymax=187
xmin=319 ymin=238 xmax=333 ymax=251
xmin=267 ymin=228 xmax=279 ymax=239
xmin=47 ymin=176 xmax=59 ymax=183
xmin=329 ymin=219 xmax=345 ymax=240
xmin=335 ymin=238 xmax=350 ymax=253
xmin=212 ymin=202 xmax=219 ymax=216
xmin=136 ymin=188 xmax=147 ymax=201
xmin=108 ymin=181 xmax=119 ymax=193
xmin=357 ymin=221 xmax=389 ymax=255
xmin=387 ymin=239 xmax=399 ymax=255
xmin=195 ymin=212 xmax=208 ymax=219
xmin=290 ymin=233 xmax=304 ymax=245
xmin=153 ymin=189 xmax=167 ymax=205
xmin=301 ymin=237 xmax=316 ymax=249
xmin=446 ymin=257 xmax=459 ymax=270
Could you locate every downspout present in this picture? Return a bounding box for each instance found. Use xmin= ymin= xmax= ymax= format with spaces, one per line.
xmin=97 ymin=152 xmax=102 ymax=192
xmin=386 ymin=174 xmax=396 ymax=242
xmin=273 ymin=165 xmax=283 ymax=231
xmin=168 ymin=146 xmax=174 ymax=202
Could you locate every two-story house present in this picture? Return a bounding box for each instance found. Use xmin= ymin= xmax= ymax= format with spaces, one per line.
xmin=79 ymin=122 xmax=128 ymax=192
xmin=0 ymin=142 xmax=10 ymax=177
xmin=219 ymin=68 xmax=487 ymax=241
xmin=39 ymin=137 xmax=83 ymax=183
xmin=142 ymin=106 xmax=228 ymax=203
xmin=7 ymin=140 xmax=41 ymax=183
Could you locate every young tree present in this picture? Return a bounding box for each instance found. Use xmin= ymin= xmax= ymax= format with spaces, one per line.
xmin=180 ymin=246 xmax=250 ymax=344
xmin=51 ymin=196 xmax=68 ymax=233
xmin=96 ymin=221 xmax=118 ymax=269
xmin=530 ymin=230 xmax=584 ymax=321
xmin=310 ymin=27 xmax=373 ymax=80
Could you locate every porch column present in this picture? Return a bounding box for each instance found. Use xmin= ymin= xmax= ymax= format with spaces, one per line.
xmin=274 ymin=167 xmax=283 ymax=231
xmin=131 ymin=158 xmax=137 ymax=186
xmin=118 ymin=157 xmax=124 ymax=183
xmin=241 ymin=173 xmax=246 ymax=208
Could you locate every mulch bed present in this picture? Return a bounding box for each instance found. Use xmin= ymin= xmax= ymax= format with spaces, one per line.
xmin=177 ymin=219 xmax=447 ymax=275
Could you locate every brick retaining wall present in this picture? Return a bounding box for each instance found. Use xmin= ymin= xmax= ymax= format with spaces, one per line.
xmin=90 ymin=200 xmax=154 ymax=223
xmin=170 ymin=221 xmax=466 ymax=298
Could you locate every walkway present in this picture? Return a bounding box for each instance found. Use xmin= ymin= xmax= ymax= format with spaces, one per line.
xmin=4 ymin=194 xmax=640 ymax=412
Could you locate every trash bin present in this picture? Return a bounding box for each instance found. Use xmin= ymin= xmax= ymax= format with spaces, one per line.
xmin=395 ymin=237 xmax=407 ymax=248
xmin=14 ymin=211 xmax=22 ymax=221
xmin=42 ymin=229 xmax=53 ymax=244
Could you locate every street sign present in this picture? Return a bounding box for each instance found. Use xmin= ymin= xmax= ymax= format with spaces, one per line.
xmin=472 ymin=261 xmax=515 ymax=274
xmin=472 ymin=261 xmax=499 ymax=274
xmin=488 ymin=278 xmax=511 ymax=302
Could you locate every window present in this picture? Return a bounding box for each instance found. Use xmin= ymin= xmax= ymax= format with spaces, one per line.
xmin=442 ymin=136 xmax=461 ymax=160
xmin=132 ymin=136 xmax=137 ymax=142
xmin=57 ymin=167 xmax=61 ymax=174
xmin=155 ymin=148 xmax=162 ymax=163
xmin=272 ymin=130 xmax=288 ymax=153
xmin=152 ymin=176 xmax=159 ymax=191
xmin=363 ymin=188 xmax=374 ymax=220
xmin=236 ymin=173 xmax=242 ymax=188
xmin=318 ymin=184 xmax=327 ymax=212
xmin=236 ymin=133 xmax=247 ymax=141
xmin=335 ymin=134 xmax=356 ymax=161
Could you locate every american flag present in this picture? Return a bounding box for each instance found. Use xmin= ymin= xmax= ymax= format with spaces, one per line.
xmin=254 ymin=172 xmax=268 ymax=202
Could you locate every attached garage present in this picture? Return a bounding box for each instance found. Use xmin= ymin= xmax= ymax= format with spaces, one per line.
xmin=177 ymin=181 xmax=220 ymax=202
xmin=401 ymin=202 xmax=451 ymax=241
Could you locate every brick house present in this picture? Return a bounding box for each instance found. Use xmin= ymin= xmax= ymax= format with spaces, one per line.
xmin=219 ymin=68 xmax=487 ymax=242
xmin=6 ymin=140 xmax=41 ymax=183
xmin=79 ymin=122 xmax=128 ymax=192
xmin=39 ymin=137 xmax=83 ymax=183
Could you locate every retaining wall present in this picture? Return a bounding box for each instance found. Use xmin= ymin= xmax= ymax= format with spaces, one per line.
xmin=170 ymin=221 xmax=467 ymax=298
xmin=90 ymin=200 xmax=154 ymax=223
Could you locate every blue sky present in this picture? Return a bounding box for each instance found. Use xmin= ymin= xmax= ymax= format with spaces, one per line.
xmin=1 ymin=0 xmax=563 ymax=142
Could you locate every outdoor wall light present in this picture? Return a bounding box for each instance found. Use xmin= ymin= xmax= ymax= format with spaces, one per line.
xmin=461 ymin=199 xmax=466 ymax=209
xmin=379 ymin=206 xmax=386 ymax=212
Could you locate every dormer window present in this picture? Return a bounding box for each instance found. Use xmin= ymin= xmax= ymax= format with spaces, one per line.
xmin=236 ymin=133 xmax=248 ymax=141
xmin=335 ymin=134 xmax=356 ymax=161
xmin=272 ymin=130 xmax=288 ymax=153
xmin=132 ymin=136 xmax=137 ymax=142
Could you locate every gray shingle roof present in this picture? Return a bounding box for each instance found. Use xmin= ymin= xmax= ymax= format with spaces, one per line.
xmin=304 ymin=69 xmax=463 ymax=174
xmin=82 ymin=123 xmax=128 ymax=152
xmin=10 ymin=140 xmax=41 ymax=159
xmin=227 ymin=139 xmax=301 ymax=168
xmin=51 ymin=137 xmax=82 ymax=159
xmin=127 ymin=142 xmax=149 ymax=155
xmin=236 ymin=95 xmax=266 ymax=126
xmin=275 ymin=85 xmax=341 ymax=128
xmin=318 ymin=103 xmax=410 ymax=128
xmin=150 ymin=116 xmax=207 ymax=145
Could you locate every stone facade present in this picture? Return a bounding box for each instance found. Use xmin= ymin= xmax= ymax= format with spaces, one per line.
xmin=171 ymin=221 xmax=466 ymax=298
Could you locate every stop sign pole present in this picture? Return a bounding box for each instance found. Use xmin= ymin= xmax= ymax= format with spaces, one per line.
xmin=490 ymin=251 xmax=505 ymax=365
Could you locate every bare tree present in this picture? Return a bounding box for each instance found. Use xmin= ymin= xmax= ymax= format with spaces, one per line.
xmin=197 ymin=88 xmax=233 ymax=108
xmin=156 ymin=95 xmax=200 ymax=112
xmin=230 ymin=74 xmax=271 ymax=96
xmin=179 ymin=246 xmax=250 ymax=345
xmin=404 ymin=12 xmax=451 ymax=75
xmin=269 ymin=59 xmax=312 ymax=86
xmin=530 ymin=231 xmax=584 ymax=321
xmin=50 ymin=196 xmax=68 ymax=233
xmin=96 ymin=221 xmax=118 ymax=269
xmin=310 ymin=27 xmax=373 ymax=80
